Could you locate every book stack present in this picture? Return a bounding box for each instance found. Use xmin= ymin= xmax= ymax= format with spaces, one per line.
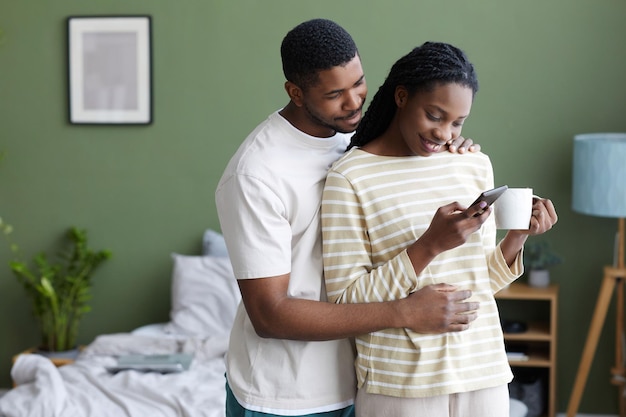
xmin=506 ymin=351 xmax=529 ymax=362
xmin=506 ymin=344 xmax=529 ymax=361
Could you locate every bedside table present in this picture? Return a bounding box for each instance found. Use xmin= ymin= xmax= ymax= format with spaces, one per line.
xmin=11 ymin=347 xmax=82 ymax=387
xmin=12 ymin=347 xmax=80 ymax=367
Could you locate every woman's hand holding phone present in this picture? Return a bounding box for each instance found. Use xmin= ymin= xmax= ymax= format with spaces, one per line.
xmin=468 ymin=185 xmax=508 ymax=217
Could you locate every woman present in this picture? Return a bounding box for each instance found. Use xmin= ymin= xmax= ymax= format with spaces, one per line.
xmin=321 ymin=41 xmax=557 ymax=417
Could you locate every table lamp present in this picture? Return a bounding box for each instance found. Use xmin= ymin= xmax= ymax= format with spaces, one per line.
xmin=568 ymin=132 xmax=626 ymax=417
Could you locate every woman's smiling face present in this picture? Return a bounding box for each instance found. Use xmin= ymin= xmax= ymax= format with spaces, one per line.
xmin=395 ymin=82 xmax=474 ymax=157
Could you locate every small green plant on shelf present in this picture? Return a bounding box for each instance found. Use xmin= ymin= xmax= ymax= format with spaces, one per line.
xmin=9 ymin=227 xmax=112 ymax=352
xmin=523 ymin=240 xmax=562 ymax=271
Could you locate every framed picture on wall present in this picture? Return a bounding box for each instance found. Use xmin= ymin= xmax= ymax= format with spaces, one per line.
xmin=67 ymin=15 xmax=152 ymax=125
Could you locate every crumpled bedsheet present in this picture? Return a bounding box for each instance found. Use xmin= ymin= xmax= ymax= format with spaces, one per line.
xmin=0 ymin=332 xmax=229 ymax=417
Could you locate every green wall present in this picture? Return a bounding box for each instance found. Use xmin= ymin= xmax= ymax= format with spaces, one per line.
xmin=1 ymin=0 xmax=625 ymax=414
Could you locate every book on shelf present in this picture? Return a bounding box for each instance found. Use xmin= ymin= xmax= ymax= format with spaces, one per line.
xmin=506 ymin=351 xmax=529 ymax=361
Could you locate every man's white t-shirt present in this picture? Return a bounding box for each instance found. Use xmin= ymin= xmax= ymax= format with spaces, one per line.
xmin=215 ymin=111 xmax=356 ymax=415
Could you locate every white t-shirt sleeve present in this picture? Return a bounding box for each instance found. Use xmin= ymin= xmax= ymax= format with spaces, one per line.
xmin=216 ymin=172 xmax=292 ymax=279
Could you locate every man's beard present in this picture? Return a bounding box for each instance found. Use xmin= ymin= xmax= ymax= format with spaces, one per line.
xmin=303 ymin=102 xmax=361 ymax=134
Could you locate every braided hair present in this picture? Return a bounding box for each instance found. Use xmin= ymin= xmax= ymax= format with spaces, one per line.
xmin=348 ymin=42 xmax=478 ymax=150
xmin=281 ymin=18 xmax=358 ymax=90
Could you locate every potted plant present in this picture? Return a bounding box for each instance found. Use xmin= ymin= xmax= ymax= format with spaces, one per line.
xmin=9 ymin=227 xmax=112 ymax=354
xmin=523 ymin=240 xmax=562 ymax=288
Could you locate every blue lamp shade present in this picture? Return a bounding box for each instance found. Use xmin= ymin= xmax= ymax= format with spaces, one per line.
xmin=572 ymin=133 xmax=626 ymax=218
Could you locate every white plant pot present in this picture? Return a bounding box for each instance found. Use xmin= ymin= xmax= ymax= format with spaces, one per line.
xmin=528 ymin=269 xmax=550 ymax=288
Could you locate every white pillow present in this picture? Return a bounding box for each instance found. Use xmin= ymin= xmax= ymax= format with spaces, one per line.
xmin=164 ymin=254 xmax=241 ymax=338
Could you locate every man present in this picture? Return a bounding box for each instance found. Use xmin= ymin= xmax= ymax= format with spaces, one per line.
xmin=215 ymin=18 xmax=481 ymax=417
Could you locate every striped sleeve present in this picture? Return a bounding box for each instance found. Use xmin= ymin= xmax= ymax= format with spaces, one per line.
xmin=321 ymin=170 xmax=418 ymax=305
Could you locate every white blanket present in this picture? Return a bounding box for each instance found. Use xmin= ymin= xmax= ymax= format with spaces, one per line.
xmin=0 ymin=332 xmax=229 ymax=417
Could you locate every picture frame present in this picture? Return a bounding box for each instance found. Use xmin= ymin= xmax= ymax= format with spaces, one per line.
xmin=67 ymin=15 xmax=152 ymax=125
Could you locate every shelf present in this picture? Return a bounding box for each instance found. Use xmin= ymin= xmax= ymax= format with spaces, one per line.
xmin=496 ymin=283 xmax=558 ymax=301
xmin=511 ymin=357 xmax=551 ymax=368
xmin=496 ymin=282 xmax=558 ymax=417
xmin=507 ymin=348 xmax=551 ymax=368
xmin=503 ymin=321 xmax=550 ymax=341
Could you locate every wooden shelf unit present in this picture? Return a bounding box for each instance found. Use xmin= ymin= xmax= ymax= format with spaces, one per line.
xmin=496 ymin=282 xmax=559 ymax=417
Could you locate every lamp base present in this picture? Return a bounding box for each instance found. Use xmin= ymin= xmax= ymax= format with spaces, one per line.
xmin=567 ymin=266 xmax=626 ymax=417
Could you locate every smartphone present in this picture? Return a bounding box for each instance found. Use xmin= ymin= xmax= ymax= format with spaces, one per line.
xmin=469 ymin=185 xmax=508 ymax=216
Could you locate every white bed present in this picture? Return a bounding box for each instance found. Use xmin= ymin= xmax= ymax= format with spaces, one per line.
xmin=0 ymin=230 xmax=240 ymax=417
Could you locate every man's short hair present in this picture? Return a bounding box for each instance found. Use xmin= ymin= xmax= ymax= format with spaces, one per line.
xmin=281 ymin=18 xmax=358 ymax=90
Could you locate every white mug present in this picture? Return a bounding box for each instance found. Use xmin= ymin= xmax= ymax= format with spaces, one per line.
xmin=494 ymin=188 xmax=533 ymax=230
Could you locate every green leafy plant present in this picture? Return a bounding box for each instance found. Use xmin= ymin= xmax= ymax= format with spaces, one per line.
xmin=523 ymin=240 xmax=562 ymax=270
xmin=9 ymin=227 xmax=112 ymax=352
